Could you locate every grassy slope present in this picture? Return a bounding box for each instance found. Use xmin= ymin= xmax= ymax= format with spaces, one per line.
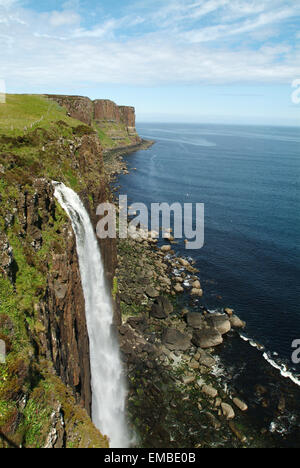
xmin=0 ymin=94 xmax=98 ymax=191
xmin=92 ymin=120 xmax=132 ymax=149
xmin=0 ymin=95 xmax=108 ymax=448
xmin=0 ymin=94 xmax=80 ymax=135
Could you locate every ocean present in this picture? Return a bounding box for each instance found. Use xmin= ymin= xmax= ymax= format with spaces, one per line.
xmin=117 ymin=122 xmax=300 ymax=446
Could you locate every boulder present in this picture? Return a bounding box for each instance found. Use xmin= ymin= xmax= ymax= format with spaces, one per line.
xmin=161 ymin=245 xmax=172 ymax=253
xmin=186 ymin=312 xmax=203 ymax=329
xmin=215 ymin=397 xmax=222 ymax=408
xmin=224 ymin=307 xmax=234 ymax=316
xmin=230 ymin=315 xmax=246 ymax=329
xmin=233 ymin=397 xmax=248 ymax=412
xmin=201 ymin=385 xmax=218 ymax=399
xmin=145 ymin=285 xmax=159 ymax=298
xmin=221 ymin=403 xmax=235 ymax=420
xmin=181 ymin=375 xmax=195 ymax=385
xmin=179 ymin=258 xmax=190 ymax=268
xmin=162 ymin=328 xmax=191 ymax=351
xmin=174 ymin=283 xmax=184 ymax=293
xmin=192 ymin=280 xmax=201 ymax=289
xmin=150 ymin=296 xmax=174 ymax=319
xmin=175 ymin=277 xmax=184 ymax=283
xmin=205 ymin=314 xmax=231 ymax=335
xmin=191 ymin=288 xmax=203 ymax=297
xmin=192 ymin=328 xmax=223 ymax=349
xmin=198 ymin=350 xmax=216 ymax=368
xmin=189 ymin=359 xmax=200 ymax=370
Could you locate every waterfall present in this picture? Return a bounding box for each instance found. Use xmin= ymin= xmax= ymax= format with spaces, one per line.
xmin=53 ymin=182 xmax=129 ymax=448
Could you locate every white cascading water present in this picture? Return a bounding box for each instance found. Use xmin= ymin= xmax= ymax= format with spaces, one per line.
xmin=53 ymin=182 xmax=129 ymax=448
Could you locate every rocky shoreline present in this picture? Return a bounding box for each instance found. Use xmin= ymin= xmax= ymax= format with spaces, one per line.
xmin=104 ymin=139 xmax=155 ymax=182
xmin=104 ymin=143 xmax=277 ymax=448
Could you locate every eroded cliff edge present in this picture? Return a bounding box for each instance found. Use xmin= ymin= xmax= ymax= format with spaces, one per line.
xmin=47 ymin=95 xmax=141 ymax=150
xmin=0 ymin=94 xmax=124 ymax=448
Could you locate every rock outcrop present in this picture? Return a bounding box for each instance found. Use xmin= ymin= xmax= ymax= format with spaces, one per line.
xmin=47 ymin=95 xmax=94 ymax=126
xmin=47 ymin=95 xmax=140 ymax=145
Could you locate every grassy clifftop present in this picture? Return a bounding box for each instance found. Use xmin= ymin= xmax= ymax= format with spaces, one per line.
xmin=0 ymin=95 xmax=80 ymax=135
xmin=0 ymin=94 xmax=103 ymax=191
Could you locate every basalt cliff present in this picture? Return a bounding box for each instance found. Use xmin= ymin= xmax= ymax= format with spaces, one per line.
xmin=47 ymin=95 xmax=141 ymax=149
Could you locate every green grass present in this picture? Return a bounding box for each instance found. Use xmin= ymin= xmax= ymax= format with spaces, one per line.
xmin=92 ymin=119 xmax=132 ymax=149
xmin=0 ymin=94 xmax=80 ymax=135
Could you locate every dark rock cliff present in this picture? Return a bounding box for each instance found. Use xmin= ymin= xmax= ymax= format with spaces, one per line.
xmin=47 ymin=95 xmax=140 ymax=145
xmin=46 ymin=95 xmax=94 ymax=126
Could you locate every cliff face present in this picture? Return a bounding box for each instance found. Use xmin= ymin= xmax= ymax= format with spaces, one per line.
xmin=0 ymin=94 xmax=119 ymax=448
xmin=94 ymin=100 xmax=136 ymax=128
xmin=47 ymin=95 xmax=140 ymax=149
xmin=46 ymin=95 xmax=94 ymax=126
xmin=94 ymin=99 xmax=121 ymax=123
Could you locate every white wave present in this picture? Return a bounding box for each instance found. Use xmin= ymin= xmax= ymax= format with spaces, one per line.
xmin=262 ymin=353 xmax=300 ymax=388
xmin=239 ymin=333 xmax=265 ymax=351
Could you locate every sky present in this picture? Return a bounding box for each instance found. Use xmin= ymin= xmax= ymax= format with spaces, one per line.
xmin=0 ymin=0 xmax=300 ymax=125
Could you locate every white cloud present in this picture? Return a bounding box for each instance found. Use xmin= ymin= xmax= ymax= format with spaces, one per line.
xmin=0 ymin=0 xmax=299 ymax=90
xmin=49 ymin=10 xmax=81 ymax=27
xmin=181 ymin=7 xmax=297 ymax=43
xmin=0 ymin=0 xmax=17 ymax=6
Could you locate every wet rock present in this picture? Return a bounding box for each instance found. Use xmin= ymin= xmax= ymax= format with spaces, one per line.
xmin=181 ymin=375 xmax=195 ymax=385
xmin=192 ymin=328 xmax=223 ymax=349
xmin=186 ymin=312 xmax=203 ymax=329
xmin=224 ymin=307 xmax=234 ymax=316
xmin=150 ymin=296 xmax=174 ymax=319
xmin=191 ymin=288 xmax=203 ymax=297
xmin=179 ymin=258 xmax=190 ymax=268
xmin=233 ymin=397 xmax=248 ymax=412
xmin=215 ymin=397 xmax=222 ymax=408
xmin=175 ymin=277 xmax=184 ymax=283
xmin=174 ymin=283 xmax=184 ymax=293
xmin=162 ymin=328 xmax=191 ymax=351
xmin=198 ymin=350 xmax=216 ymax=368
xmin=221 ymin=403 xmax=235 ymax=420
xmin=205 ymin=314 xmax=231 ymax=335
xmin=229 ymin=315 xmax=246 ymax=329
xmin=192 ymin=280 xmax=201 ymax=289
xmin=201 ymin=384 xmax=218 ymax=399
xmin=189 ymin=359 xmax=200 ymax=370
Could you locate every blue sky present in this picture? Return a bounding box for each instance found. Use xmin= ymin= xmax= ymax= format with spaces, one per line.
xmin=0 ymin=0 xmax=300 ymax=125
